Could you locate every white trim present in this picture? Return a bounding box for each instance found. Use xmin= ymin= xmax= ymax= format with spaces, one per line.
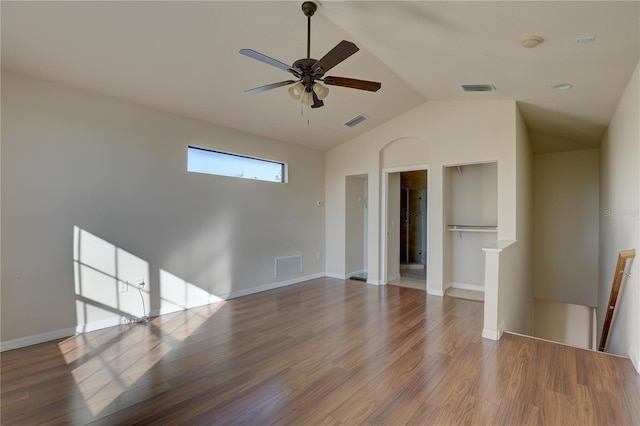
xmin=482 ymin=240 xmax=517 ymax=253
xmin=446 ymin=282 xmax=485 ymax=292
xmin=219 ymin=272 xmax=326 ymax=299
xmin=1 ymin=272 xmax=326 ymax=352
xmin=503 ymin=330 xmax=634 ymax=358
xmin=427 ymin=288 xmax=444 ymax=296
xmin=591 ymin=307 xmax=598 ymax=351
xmin=482 ymin=321 xmax=505 ymax=341
xmin=1 ymin=327 xmax=76 ymax=352
xmin=367 ymin=278 xmax=382 ymax=285
xmin=482 ymin=328 xmax=500 ymax=340
xmin=325 ymin=272 xmax=346 ymax=280
xmin=95 ymin=273 xmax=328 ymax=332
xmin=630 ymin=345 xmax=640 ymax=374
xmin=447 ymin=228 xmax=498 ymax=235
xmin=75 ymin=317 xmax=138 ymax=334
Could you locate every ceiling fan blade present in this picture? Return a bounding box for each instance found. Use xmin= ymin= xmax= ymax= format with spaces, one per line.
xmin=323 ymin=76 xmax=381 ymax=92
xmin=245 ymin=80 xmax=298 ymax=94
xmin=239 ymin=49 xmax=298 ymax=76
xmin=312 ymin=40 xmax=359 ymax=76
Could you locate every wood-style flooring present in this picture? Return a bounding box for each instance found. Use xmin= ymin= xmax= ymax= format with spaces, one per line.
xmin=2 ymin=277 xmax=640 ymax=425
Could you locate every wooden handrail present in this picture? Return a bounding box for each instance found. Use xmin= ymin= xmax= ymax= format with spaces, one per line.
xmin=599 ymin=249 xmax=635 ymax=352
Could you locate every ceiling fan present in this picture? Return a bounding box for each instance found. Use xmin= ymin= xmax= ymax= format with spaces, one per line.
xmin=239 ymin=1 xmax=381 ymax=109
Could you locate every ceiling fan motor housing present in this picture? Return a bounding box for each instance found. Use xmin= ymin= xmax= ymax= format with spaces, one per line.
xmin=302 ymin=2 xmax=317 ymax=17
xmin=292 ymin=58 xmax=321 ymax=91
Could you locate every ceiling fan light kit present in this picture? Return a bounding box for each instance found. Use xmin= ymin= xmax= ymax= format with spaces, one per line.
xmin=288 ymin=81 xmax=329 ymax=102
xmin=239 ymin=1 xmax=381 ymax=110
xmin=288 ymin=82 xmax=305 ymax=99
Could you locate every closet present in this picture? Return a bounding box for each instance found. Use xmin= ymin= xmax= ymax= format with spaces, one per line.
xmin=444 ymin=162 xmax=497 ymax=292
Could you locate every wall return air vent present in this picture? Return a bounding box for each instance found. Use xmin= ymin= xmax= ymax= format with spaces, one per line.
xmin=460 ymin=84 xmax=496 ymax=92
xmin=344 ymin=114 xmax=368 ymax=127
xmin=275 ymin=255 xmax=302 ymax=277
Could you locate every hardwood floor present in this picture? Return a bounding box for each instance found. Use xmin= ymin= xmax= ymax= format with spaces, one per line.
xmin=2 ymin=277 xmax=640 ymax=425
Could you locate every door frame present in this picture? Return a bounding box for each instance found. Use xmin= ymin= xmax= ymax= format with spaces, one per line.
xmin=381 ymin=164 xmax=430 ymax=287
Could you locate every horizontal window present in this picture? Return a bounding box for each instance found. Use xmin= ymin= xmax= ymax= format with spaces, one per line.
xmin=187 ymin=146 xmax=286 ymax=183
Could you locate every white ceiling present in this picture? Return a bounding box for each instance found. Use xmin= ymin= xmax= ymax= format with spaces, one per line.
xmin=2 ymin=1 xmax=639 ymax=152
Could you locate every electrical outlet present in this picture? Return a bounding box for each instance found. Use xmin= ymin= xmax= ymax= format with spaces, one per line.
xmin=119 ymin=281 xmax=128 ymax=293
xmin=136 ymin=280 xmax=145 ymax=289
xmin=316 ymin=252 xmax=321 ymax=260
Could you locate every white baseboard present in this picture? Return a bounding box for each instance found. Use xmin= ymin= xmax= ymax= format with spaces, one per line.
xmin=221 ymin=272 xmax=326 ymax=300
xmin=325 ymin=271 xmax=377 ymax=284
xmin=75 ymin=316 xmax=140 ymax=334
xmin=482 ymin=321 xmax=505 ymax=341
xmin=325 ymin=272 xmax=346 ymax=280
xmin=0 ymin=327 xmax=76 ymax=352
xmin=427 ymin=288 xmax=444 ymax=296
xmin=0 ymin=272 xmax=326 ymax=352
xmin=446 ymin=282 xmax=485 ymax=292
xmin=629 ymin=345 xmax=640 ymax=374
xmin=482 ymin=329 xmax=499 ymax=340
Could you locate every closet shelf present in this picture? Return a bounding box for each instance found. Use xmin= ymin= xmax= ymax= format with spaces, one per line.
xmin=447 ymin=225 xmax=498 ymax=235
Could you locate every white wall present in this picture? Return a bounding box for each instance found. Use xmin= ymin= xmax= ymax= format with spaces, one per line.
xmin=533 ymin=299 xmax=594 ymax=350
xmin=326 ymin=100 xmax=522 ymax=298
xmin=446 ymin=163 xmax=498 ymax=227
xmin=1 ymin=71 xmax=326 ymax=347
xmin=598 ymin=61 xmax=639 ymax=370
xmin=533 ymin=149 xmax=599 ymax=307
xmin=488 ymin=106 xmax=533 ymax=338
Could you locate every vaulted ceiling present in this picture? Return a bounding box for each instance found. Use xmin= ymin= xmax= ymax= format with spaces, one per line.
xmin=2 ymin=1 xmax=638 ymax=152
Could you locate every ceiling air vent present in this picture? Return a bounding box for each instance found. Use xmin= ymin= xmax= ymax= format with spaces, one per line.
xmin=344 ymin=114 xmax=368 ymax=128
xmin=460 ymin=84 xmax=496 ymax=92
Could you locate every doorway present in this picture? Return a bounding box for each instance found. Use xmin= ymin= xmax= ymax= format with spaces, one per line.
xmin=384 ymin=168 xmax=428 ymax=290
xmin=345 ymin=174 xmax=368 ymax=281
xmin=401 ymin=173 xmax=427 ymax=265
